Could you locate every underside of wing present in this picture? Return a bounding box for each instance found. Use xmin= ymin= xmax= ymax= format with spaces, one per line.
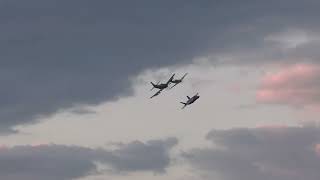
xmin=170 ymin=83 xmax=179 ymax=89
xmin=181 ymin=73 xmax=188 ymax=81
xmin=150 ymin=89 xmax=162 ymax=98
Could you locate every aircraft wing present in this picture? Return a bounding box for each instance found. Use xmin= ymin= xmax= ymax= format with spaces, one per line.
xmin=181 ymin=73 xmax=188 ymax=80
xmin=169 ymin=82 xmax=179 ymax=89
xmin=150 ymin=89 xmax=162 ymax=98
xmin=166 ymin=74 xmax=175 ymax=84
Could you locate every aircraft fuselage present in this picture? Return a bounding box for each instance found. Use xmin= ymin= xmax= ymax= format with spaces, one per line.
xmin=186 ymin=95 xmax=200 ymax=105
xmin=154 ymin=83 xmax=168 ymax=89
xmin=150 ymin=74 xmax=175 ymax=90
xmin=171 ymin=79 xmax=182 ymax=84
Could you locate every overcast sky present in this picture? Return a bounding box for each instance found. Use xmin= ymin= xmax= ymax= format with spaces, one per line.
xmin=1 ymin=0 xmax=320 ymax=180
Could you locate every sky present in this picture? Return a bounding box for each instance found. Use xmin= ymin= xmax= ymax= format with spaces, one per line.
xmin=1 ymin=0 xmax=320 ymax=179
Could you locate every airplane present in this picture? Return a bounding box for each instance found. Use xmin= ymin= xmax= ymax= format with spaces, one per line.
xmin=180 ymin=93 xmax=200 ymax=109
xmin=150 ymin=89 xmax=163 ymax=98
xmin=170 ymin=73 xmax=188 ymax=89
xmin=150 ymin=74 xmax=175 ymax=91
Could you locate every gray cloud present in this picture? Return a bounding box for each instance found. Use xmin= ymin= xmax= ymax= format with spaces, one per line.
xmin=1 ymin=0 xmax=320 ymax=133
xmin=183 ymin=126 xmax=320 ymax=180
xmin=0 ymin=137 xmax=177 ymax=180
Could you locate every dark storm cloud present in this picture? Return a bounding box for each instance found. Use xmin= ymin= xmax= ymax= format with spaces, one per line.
xmin=0 ymin=137 xmax=177 ymax=180
xmin=183 ymin=126 xmax=320 ymax=180
xmin=1 ymin=0 xmax=320 ymax=133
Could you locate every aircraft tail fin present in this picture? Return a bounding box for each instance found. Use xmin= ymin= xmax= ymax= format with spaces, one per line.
xmin=150 ymin=82 xmax=155 ymax=91
xmin=166 ymin=74 xmax=175 ymax=84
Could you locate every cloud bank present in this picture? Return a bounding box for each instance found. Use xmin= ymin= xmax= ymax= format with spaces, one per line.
xmin=0 ymin=137 xmax=177 ymax=180
xmin=2 ymin=0 xmax=320 ymax=133
xmin=183 ymin=126 xmax=320 ymax=180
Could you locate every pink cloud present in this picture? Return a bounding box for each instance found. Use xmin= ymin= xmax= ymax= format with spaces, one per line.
xmin=0 ymin=145 xmax=9 ymax=151
xmin=257 ymin=63 xmax=320 ymax=108
xmin=261 ymin=64 xmax=318 ymax=87
xmin=315 ymin=144 xmax=320 ymax=156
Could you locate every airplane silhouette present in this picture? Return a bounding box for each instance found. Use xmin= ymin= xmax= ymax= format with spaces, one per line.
xmin=180 ymin=93 xmax=200 ymax=109
xmin=170 ymin=73 xmax=188 ymax=89
xmin=150 ymin=74 xmax=175 ymax=91
xmin=149 ymin=74 xmax=175 ymax=98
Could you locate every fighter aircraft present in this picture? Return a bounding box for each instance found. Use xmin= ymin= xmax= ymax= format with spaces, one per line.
xmin=150 ymin=74 xmax=175 ymax=91
xmin=169 ymin=73 xmax=188 ymax=89
xmin=180 ymin=93 xmax=200 ymax=109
